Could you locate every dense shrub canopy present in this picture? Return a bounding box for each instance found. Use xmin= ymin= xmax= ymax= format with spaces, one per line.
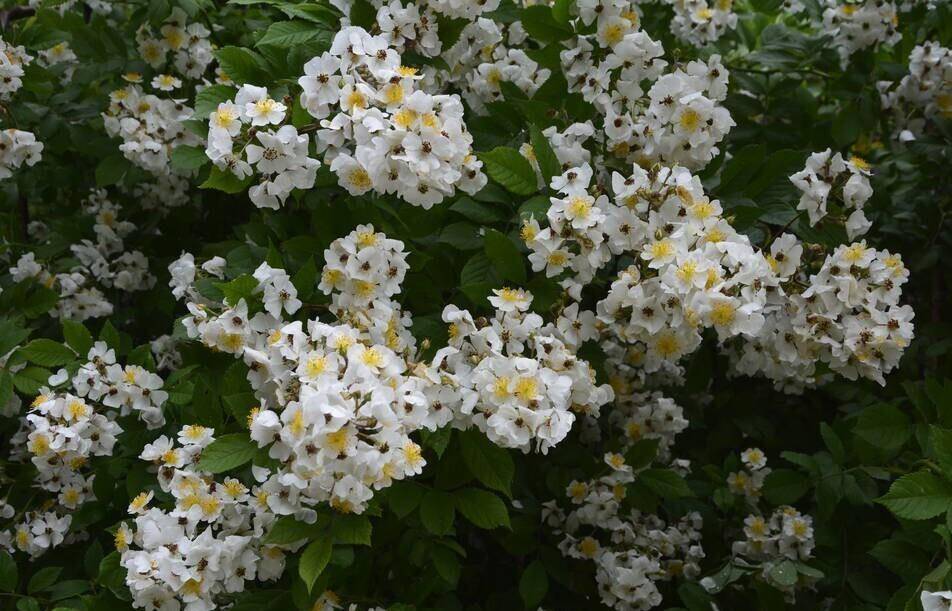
xmin=0 ymin=0 xmax=950 ymax=610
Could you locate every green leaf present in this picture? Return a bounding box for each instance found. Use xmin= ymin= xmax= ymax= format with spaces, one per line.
xmin=216 ymin=274 xmax=260 ymax=306
xmin=519 ymin=559 xmax=548 ymax=608
xmin=678 ymin=582 xmax=716 ymax=611
xmin=18 ymin=339 xmax=74 ymax=367
xmin=820 ymin=423 xmax=846 ymax=463
xmin=868 ymin=539 xmax=931 ymax=581
xmin=215 ymin=46 xmax=270 ymax=85
xmin=420 ymin=490 xmax=456 ymax=535
xmin=97 ymin=551 xmax=126 ymax=597
xmin=0 ymin=550 xmax=17 ymax=592
xmin=0 ymin=319 xmax=30 ymax=356
xmin=440 ymin=222 xmax=483 ymax=251
xmin=933 ymin=426 xmax=952 ymax=473
xmin=200 ymin=166 xmax=253 ymax=194
xmin=552 ymin=0 xmax=572 ymax=23
xmin=349 ymin=0 xmax=376 ymax=28
xmin=128 ymin=344 xmax=156 ymax=370
xmin=854 ymin=404 xmax=911 ymax=452
xmin=15 ymin=597 xmax=40 ymax=611
xmin=460 ymin=251 xmax=494 ymax=286
xmin=520 ymin=5 xmax=574 ymax=42
xmin=742 ymin=148 xmax=802 ymax=199
xmin=624 ymin=438 xmax=661 ymax=471
xmin=478 ymin=147 xmax=538 ymax=196
xmin=449 ymin=197 xmax=506 ymax=223
xmin=194 ymin=84 xmax=238 ymax=117
xmin=763 ymin=469 xmax=810 ymax=505
xmin=47 ymin=579 xmax=88 ymax=601
xmin=528 ymin=124 xmax=560 ymax=184
xmin=432 ymin=545 xmax=462 ymax=585
xmin=518 ymin=194 xmax=550 ymax=222
xmin=257 ymin=21 xmax=330 ymax=48
xmin=458 ymin=429 xmax=514 ymax=497
xmin=278 ymin=3 xmax=342 ymax=24
xmin=877 ymin=471 xmax=952 ymax=520
xmin=291 ymin=257 xmax=317 ymax=300
xmin=768 ymin=560 xmax=798 ymax=588
xmin=263 ymin=517 xmax=321 ymax=544
xmin=832 ymin=103 xmax=861 ymax=147
xmin=484 ymin=229 xmax=526 ymax=284
xmin=196 ymin=433 xmax=258 ymax=473
xmin=27 ymin=567 xmax=61 ymax=594
xmin=61 ymin=320 xmax=93 ymax=357
xmin=99 ymin=320 xmax=122 ymax=351
xmin=717 ymin=144 xmax=766 ymax=195
xmin=171 ymin=145 xmax=209 ymax=171
xmin=794 ymin=562 xmax=824 ymax=580
xmin=455 ymin=488 xmax=510 ymax=529
xmin=387 ymin=482 xmax=424 ymax=518
xmin=332 ymin=515 xmax=372 ymax=546
xmin=299 ymin=538 xmax=333 ymax=592
xmin=700 ymin=562 xmax=748 ymax=594
xmin=84 ymin=540 xmax=103 ymax=580
xmin=95 ymin=155 xmax=131 ymax=187
xmin=638 ymin=469 xmax=693 ymax=499
xmin=420 ymin=426 xmax=453 ymax=457
xmin=12 ymin=366 xmax=51 ymax=395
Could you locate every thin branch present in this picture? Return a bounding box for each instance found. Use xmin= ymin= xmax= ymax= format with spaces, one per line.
xmin=0 ymin=6 xmax=35 ymax=31
xmin=17 ymin=192 xmax=28 ymax=241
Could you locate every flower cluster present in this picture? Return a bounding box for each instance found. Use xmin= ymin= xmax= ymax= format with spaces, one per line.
xmin=523 ymin=122 xmax=596 ymax=184
xmin=134 ymin=172 xmax=193 ymax=211
xmin=558 ymin=3 xmax=733 ymax=169
xmin=535 ymin=318 xmax=700 ymax=611
xmin=151 ymin=334 xmax=183 ymax=371
xmin=373 ymin=0 xmax=442 ymax=56
xmin=0 ymin=512 xmax=72 ymax=561
xmin=789 ymin=149 xmax=874 ymax=239
xmin=0 ymin=128 xmax=43 ymax=180
xmin=724 ymin=506 xmax=817 ymax=595
xmin=879 ymin=42 xmax=952 ymax=139
xmin=136 ymin=7 xmax=214 ymax=79
xmin=601 ymin=335 xmax=687 ymax=401
xmin=523 ymin=152 xmax=914 ymax=391
xmin=206 ymin=85 xmax=320 ymax=209
xmin=173 ymin=224 xmax=614 ymax=514
xmin=2 ymin=342 xmax=167 ymax=558
xmin=729 ymin=240 xmax=914 ymax=388
xmin=177 ymin=226 xmax=433 ymax=513
xmin=820 ymin=0 xmax=901 ymax=64
xmin=607 ymin=390 xmax=689 ymax=462
xmin=306 ymin=27 xmax=486 ymax=207
xmin=66 ymin=341 xmax=169 ymax=428
xmin=38 ymin=41 xmax=78 ymax=84
xmin=462 ymin=40 xmax=551 ymax=115
xmin=10 ymin=252 xmax=113 ymax=321
xmin=697 ymin=449 xmax=819 ymax=598
xmin=121 ymin=427 xmax=298 ymax=611
xmin=544 ymin=459 xmax=704 ymax=611
xmin=0 ymin=36 xmax=32 ymax=100
xmin=669 ymin=0 xmax=739 ymax=46
xmin=526 ymin=163 xmax=776 ymax=370
xmin=9 ymin=189 xmax=156 ymax=321
xmin=103 ymin=81 xmax=200 ymax=176
xmin=726 ymin=447 xmax=770 ymax=502
xmin=435 ymin=289 xmax=614 ymax=452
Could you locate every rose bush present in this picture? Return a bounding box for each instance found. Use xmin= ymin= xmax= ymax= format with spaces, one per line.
xmin=0 ymin=0 xmax=949 ymax=609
